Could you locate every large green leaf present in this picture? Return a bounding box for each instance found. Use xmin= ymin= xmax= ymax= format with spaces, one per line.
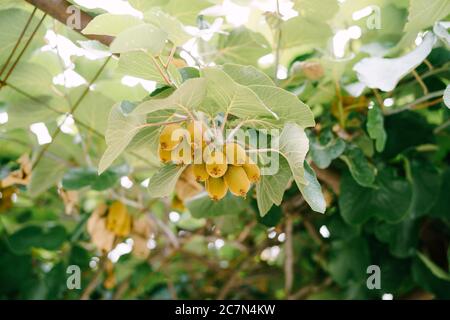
xmin=328 ymin=236 xmax=370 ymax=286
xmin=82 ymin=13 xmax=143 ymax=36
xmin=0 ymin=8 xmax=46 ymax=67
xmin=294 ymin=0 xmax=339 ymax=21
xmin=110 ymin=23 xmax=168 ymax=54
xmin=98 ymin=101 xmax=145 ymax=174
xmin=310 ymin=136 xmax=346 ymax=169
xmin=280 ymin=17 xmax=332 ymax=49
xmin=339 ymin=168 xmax=413 ymax=225
xmin=8 ymin=62 xmax=53 ymax=96
xmin=375 ymin=217 xmax=420 ymax=258
xmin=297 ymin=161 xmax=326 ymax=214
xmin=148 ymin=163 xmax=186 ymax=198
xmin=8 ymin=225 xmax=67 ymax=254
xmin=223 ymin=63 xmax=275 ymax=87
xmin=164 ymin=0 xmax=211 ymax=25
xmin=430 ymin=168 xmax=450 ymax=219
xmin=366 ymin=105 xmax=387 ymax=153
xmin=132 ymin=78 xmax=206 ymax=115
xmin=340 ymin=146 xmax=376 ymax=188
xmin=404 ymin=0 xmax=450 ymax=33
xmin=62 ymin=167 xmax=120 ymax=191
xmin=213 ymin=27 xmax=271 ymax=66
xmin=117 ymin=51 xmax=180 ymax=84
xmin=187 ymin=193 xmax=247 ymax=218
xmin=201 ymin=67 xmax=277 ymax=119
xmin=256 ymin=157 xmax=291 ymax=216
xmin=144 ymin=8 xmax=190 ymax=45
xmin=249 ymin=85 xmax=315 ymax=129
xmin=29 ymin=156 xmax=66 ymax=197
xmin=276 ymin=123 xmax=309 ymax=185
xmin=29 ymin=134 xmax=84 ymax=197
xmin=129 ymin=0 xmax=170 ymax=12
xmin=71 ymin=89 xmax=114 ymax=134
xmin=409 ymin=160 xmax=441 ymax=218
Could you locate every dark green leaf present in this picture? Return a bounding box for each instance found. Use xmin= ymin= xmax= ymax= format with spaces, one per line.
xmin=366 ymin=105 xmax=387 ymax=152
xmin=339 ymin=167 xmax=413 ymax=225
xmin=62 ymin=167 xmax=120 ymax=191
xmin=340 ymin=146 xmax=376 ymax=188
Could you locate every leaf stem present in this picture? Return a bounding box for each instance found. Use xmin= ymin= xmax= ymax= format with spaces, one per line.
xmin=136 ymin=118 xmax=187 ymax=129
xmin=151 ymin=55 xmax=173 ymax=87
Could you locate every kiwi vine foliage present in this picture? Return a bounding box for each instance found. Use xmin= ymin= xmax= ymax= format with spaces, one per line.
xmin=0 ymin=0 xmax=450 ymax=300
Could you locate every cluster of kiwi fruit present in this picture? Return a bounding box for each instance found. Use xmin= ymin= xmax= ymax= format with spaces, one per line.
xmin=158 ymin=121 xmax=261 ymax=201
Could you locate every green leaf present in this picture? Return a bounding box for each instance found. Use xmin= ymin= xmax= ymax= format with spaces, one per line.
xmin=71 ymin=89 xmax=114 ymax=134
xmin=375 ymin=217 xmax=420 ymax=258
xmin=28 ymin=134 xmax=85 ymax=196
xmin=383 ymin=111 xmax=434 ymax=159
xmin=249 ymin=85 xmax=315 ymax=129
xmin=8 ymin=62 xmax=53 ymax=96
xmin=297 ymin=161 xmax=326 ymax=213
xmin=409 ymin=160 xmax=441 ymax=218
xmin=148 ymin=164 xmax=186 ymax=198
xmin=2 ymin=93 xmax=61 ymax=130
xmin=339 ymin=168 xmax=413 ymax=225
xmin=417 ymin=252 xmax=450 ymax=282
xmin=430 ymin=168 xmax=450 ymax=219
xmin=0 ymin=8 xmax=46 ymax=67
xmin=366 ymin=105 xmax=387 ymax=153
xmin=117 ymin=51 xmax=180 ymax=84
xmin=276 ymin=123 xmax=309 ymax=185
xmin=98 ymin=101 xmax=145 ymax=174
xmin=294 ymin=0 xmax=339 ymax=21
xmin=178 ymin=67 xmax=200 ymax=82
xmin=133 ymin=78 xmax=206 ymax=114
xmin=310 ymin=137 xmax=346 ymax=169
xmin=213 ymin=27 xmax=271 ymax=66
xmin=82 ymin=13 xmax=143 ymax=36
xmin=8 ymin=225 xmax=67 ymax=254
xmin=223 ymin=63 xmax=275 ymax=87
xmin=256 ymin=157 xmax=291 ymax=216
xmin=328 ymin=237 xmax=370 ymax=286
xmin=186 ymin=193 xmax=247 ymax=218
xmin=340 ymin=146 xmax=376 ymax=188
xmin=144 ymin=8 xmax=190 ymax=45
xmin=29 ymin=157 xmax=66 ymax=197
xmin=404 ymin=0 xmax=450 ymax=33
xmin=110 ymin=24 xmax=167 ymax=54
xmin=129 ymin=0 xmax=169 ymax=12
xmin=201 ymin=67 xmax=277 ymax=119
xmin=280 ymin=17 xmax=332 ymax=49
xmin=164 ymin=0 xmax=212 ymax=25
xmin=62 ymin=167 xmax=119 ymax=191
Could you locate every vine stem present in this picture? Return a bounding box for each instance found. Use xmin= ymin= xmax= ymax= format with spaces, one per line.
xmin=32 ymin=56 xmax=111 ymax=170
xmin=164 ymin=45 xmax=177 ymax=69
xmin=412 ymin=69 xmax=429 ymax=95
xmin=273 ymin=0 xmax=282 ymax=84
xmin=385 ymin=90 xmax=445 ymax=115
xmin=0 ymin=7 xmax=37 ymax=78
xmin=135 ymin=118 xmax=187 ymax=129
xmin=151 ymin=55 xmax=173 ymax=86
xmin=0 ymin=12 xmax=47 ymax=92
